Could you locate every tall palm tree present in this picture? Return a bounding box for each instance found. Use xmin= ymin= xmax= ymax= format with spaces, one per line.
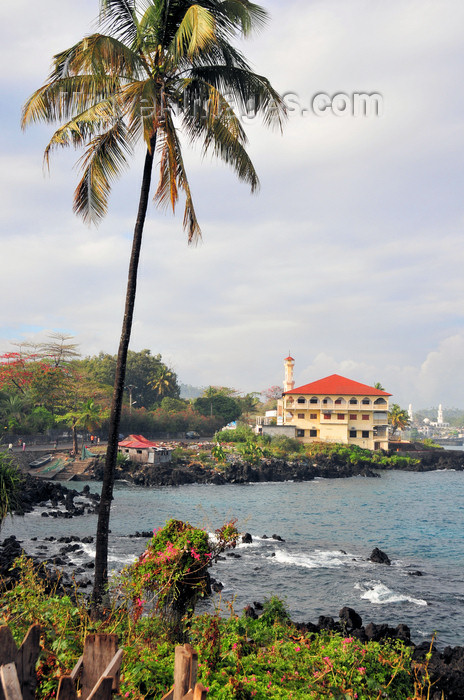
xmin=22 ymin=0 xmax=285 ymax=607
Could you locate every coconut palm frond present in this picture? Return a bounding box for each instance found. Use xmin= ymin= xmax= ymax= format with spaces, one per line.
xmin=200 ymin=89 xmax=259 ymax=192
xmin=21 ymin=75 xmax=121 ymax=128
xmin=155 ymin=112 xmax=201 ymax=243
xmin=154 ymin=127 xmax=179 ymax=213
xmin=119 ymin=78 xmax=159 ymax=147
xmin=214 ymin=0 xmax=269 ymax=38
xmin=43 ymin=99 xmax=120 ymax=167
xmin=99 ymin=0 xmax=139 ymax=45
xmin=50 ymin=34 xmax=143 ymax=81
xmin=74 ymin=119 xmax=133 ymax=224
xmin=173 ymin=5 xmax=217 ymax=59
xmin=189 ymin=64 xmax=286 ymax=131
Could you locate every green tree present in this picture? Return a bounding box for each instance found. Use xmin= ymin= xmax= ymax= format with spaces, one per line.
xmin=237 ymin=391 xmax=261 ymax=415
xmin=374 ymin=382 xmax=385 ymax=391
xmin=388 ymin=404 xmax=410 ymax=437
xmin=62 ymin=399 xmax=108 ymax=455
xmin=149 ymin=365 xmax=179 ymax=402
xmin=194 ymin=393 xmax=241 ymax=424
xmin=81 ymin=350 xmax=179 ymax=408
xmin=0 ymin=392 xmax=32 ymax=433
xmin=22 ymin=0 xmax=284 ymax=608
xmin=160 ymin=396 xmax=188 ymax=412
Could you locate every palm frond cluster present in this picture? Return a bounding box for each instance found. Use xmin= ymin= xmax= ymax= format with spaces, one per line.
xmin=22 ymin=0 xmax=285 ymax=238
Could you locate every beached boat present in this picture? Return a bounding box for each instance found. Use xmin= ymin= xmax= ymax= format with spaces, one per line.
xmin=29 ymin=454 xmax=52 ymax=469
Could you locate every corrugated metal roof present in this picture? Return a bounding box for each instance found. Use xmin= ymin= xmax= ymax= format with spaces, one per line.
xmin=118 ymin=434 xmax=160 ymax=449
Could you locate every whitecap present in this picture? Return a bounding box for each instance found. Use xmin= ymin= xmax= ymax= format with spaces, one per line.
xmin=272 ymin=548 xmax=353 ymax=570
xmin=355 ymin=580 xmax=427 ymax=607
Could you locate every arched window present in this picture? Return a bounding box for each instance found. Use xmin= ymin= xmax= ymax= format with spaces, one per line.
xmin=322 ymin=397 xmax=333 ymax=405
xmin=349 ymin=397 xmax=358 ymax=405
xmin=361 ymin=397 xmax=370 ymax=405
xmin=297 ymin=397 xmax=306 ymax=404
xmin=310 ymin=396 xmax=318 ymax=404
xmin=335 ymin=397 xmax=346 ymax=406
xmin=374 ymin=397 xmax=387 ymax=405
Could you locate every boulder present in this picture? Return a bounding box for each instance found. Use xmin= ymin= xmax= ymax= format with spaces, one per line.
xmin=339 ymin=606 xmax=363 ymax=630
xmin=369 ymin=547 xmax=391 ymax=565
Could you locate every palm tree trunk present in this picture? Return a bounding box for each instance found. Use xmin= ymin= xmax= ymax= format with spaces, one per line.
xmin=92 ymin=134 xmax=157 ymax=609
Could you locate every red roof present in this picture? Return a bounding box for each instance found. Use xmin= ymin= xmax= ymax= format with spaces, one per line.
xmin=284 ymin=374 xmax=391 ymax=397
xmin=118 ymin=434 xmax=159 ymax=449
xmin=285 ymin=356 xmax=295 ymax=361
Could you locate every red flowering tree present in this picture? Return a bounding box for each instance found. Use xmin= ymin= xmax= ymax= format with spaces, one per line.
xmin=123 ymin=519 xmax=239 ymax=640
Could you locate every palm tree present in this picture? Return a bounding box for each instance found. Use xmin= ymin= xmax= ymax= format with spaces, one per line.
xmin=62 ymin=399 xmax=108 ymax=455
xmin=388 ymin=404 xmax=410 ymax=437
xmin=22 ymin=0 xmax=285 ymax=607
xmin=150 ymin=366 xmax=177 ymax=400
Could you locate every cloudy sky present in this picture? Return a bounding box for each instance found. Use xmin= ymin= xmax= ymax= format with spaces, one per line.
xmin=1 ymin=0 xmax=463 ymax=409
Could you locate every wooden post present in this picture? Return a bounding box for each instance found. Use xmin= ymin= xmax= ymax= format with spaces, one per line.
xmin=0 ymin=626 xmax=41 ymax=700
xmin=173 ymin=647 xmax=190 ymax=700
xmin=0 ymin=663 xmax=22 ymax=700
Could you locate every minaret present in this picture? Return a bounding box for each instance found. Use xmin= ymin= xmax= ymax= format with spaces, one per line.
xmin=408 ymin=404 xmax=413 ymax=422
xmin=437 ymin=404 xmax=443 ymax=425
xmin=283 ymin=355 xmax=295 ymax=393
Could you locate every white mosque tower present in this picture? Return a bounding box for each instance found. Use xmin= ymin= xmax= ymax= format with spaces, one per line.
xmin=283 ymin=355 xmax=295 ymax=393
xmin=437 ymin=404 xmax=444 ymax=425
xmin=408 ymin=404 xmax=413 ymax=422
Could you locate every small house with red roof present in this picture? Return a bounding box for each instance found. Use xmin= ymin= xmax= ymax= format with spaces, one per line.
xmin=276 ymin=358 xmax=391 ymax=450
xmin=118 ymin=435 xmax=171 ymax=464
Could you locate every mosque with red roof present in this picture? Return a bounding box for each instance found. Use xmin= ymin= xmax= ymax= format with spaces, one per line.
xmin=275 ymin=357 xmax=391 ymax=450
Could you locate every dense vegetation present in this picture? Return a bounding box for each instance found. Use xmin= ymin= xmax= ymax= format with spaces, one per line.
xmin=0 ymin=338 xmax=259 ymax=441
xmin=1 ymin=544 xmax=432 ymax=699
xmin=206 ymin=428 xmax=422 ymax=470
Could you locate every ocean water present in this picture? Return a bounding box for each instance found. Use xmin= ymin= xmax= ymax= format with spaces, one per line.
xmin=3 ymin=470 xmax=464 ymax=647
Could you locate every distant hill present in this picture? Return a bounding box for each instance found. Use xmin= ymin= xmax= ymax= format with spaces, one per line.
xmin=179 ymin=383 xmax=204 ymax=399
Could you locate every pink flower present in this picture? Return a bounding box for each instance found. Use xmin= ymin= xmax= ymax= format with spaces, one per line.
xmin=232 ymin=643 xmax=238 ymax=650
xmin=294 ymin=646 xmax=301 ymax=652
xmin=357 ymin=667 xmax=366 ymax=675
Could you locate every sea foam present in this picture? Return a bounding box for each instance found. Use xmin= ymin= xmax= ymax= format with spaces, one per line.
xmin=355 ymin=580 xmax=427 ymax=607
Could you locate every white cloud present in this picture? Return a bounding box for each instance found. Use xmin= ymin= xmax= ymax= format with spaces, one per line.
xmin=1 ymin=0 xmax=463 ymax=408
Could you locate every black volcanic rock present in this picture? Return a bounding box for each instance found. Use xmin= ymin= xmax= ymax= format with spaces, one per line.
xmin=369 ymin=547 xmax=391 ymax=565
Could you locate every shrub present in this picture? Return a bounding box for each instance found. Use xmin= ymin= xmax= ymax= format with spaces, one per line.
xmin=215 ymin=423 xmax=254 ymax=443
xmin=121 ymin=519 xmax=239 ymax=640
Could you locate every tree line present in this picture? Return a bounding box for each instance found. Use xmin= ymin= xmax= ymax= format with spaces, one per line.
xmin=0 ymin=335 xmax=267 ymax=445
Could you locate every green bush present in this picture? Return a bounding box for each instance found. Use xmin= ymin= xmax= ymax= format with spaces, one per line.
xmin=215 ymin=423 xmax=255 ymax=443
xmin=270 ymin=436 xmax=304 ymax=454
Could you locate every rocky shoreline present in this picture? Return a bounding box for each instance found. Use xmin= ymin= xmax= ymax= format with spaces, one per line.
xmin=0 ymin=526 xmax=462 ymax=699
xmin=93 ymin=445 xmax=464 ymax=487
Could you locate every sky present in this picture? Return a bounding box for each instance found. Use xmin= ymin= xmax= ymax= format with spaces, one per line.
xmin=1 ymin=0 xmax=464 ymax=409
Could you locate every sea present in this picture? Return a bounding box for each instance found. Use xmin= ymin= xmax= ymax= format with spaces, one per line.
xmin=3 ymin=468 xmax=464 ymax=648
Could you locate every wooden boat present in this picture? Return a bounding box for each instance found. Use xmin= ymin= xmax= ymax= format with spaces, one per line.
xmin=29 ymin=454 xmax=52 ymax=469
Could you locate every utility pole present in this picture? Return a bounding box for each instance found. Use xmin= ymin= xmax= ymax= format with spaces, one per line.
xmin=126 ymin=385 xmax=137 ymax=414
